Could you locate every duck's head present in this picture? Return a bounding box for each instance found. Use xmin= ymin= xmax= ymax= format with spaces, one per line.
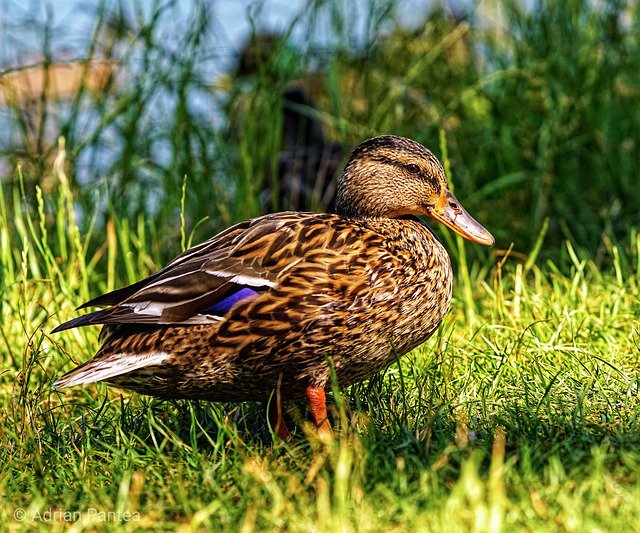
xmin=336 ymin=135 xmax=494 ymax=246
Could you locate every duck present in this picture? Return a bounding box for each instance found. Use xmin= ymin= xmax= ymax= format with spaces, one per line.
xmin=222 ymin=33 xmax=347 ymax=213
xmin=264 ymin=86 xmax=346 ymax=213
xmin=52 ymin=135 xmax=494 ymax=438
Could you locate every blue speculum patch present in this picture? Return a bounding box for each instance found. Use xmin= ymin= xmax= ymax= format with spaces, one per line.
xmin=203 ymin=287 xmax=259 ymax=314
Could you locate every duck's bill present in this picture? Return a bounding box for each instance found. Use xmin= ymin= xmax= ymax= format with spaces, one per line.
xmin=428 ymin=192 xmax=495 ymax=246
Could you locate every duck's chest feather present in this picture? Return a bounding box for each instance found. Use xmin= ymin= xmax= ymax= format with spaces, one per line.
xmin=354 ymin=216 xmax=453 ymax=352
xmin=323 ymin=217 xmax=453 ymax=382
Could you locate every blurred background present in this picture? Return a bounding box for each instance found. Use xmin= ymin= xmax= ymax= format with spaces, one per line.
xmin=1 ymin=0 xmax=639 ymax=270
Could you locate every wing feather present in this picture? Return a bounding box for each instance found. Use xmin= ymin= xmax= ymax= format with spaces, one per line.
xmin=53 ymin=212 xmax=339 ymax=331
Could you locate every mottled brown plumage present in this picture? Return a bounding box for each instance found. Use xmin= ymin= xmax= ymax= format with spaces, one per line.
xmin=53 ymin=135 xmax=493 ymax=437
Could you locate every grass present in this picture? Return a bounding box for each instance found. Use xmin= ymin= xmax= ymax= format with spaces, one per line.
xmin=1 ymin=145 xmax=639 ymax=531
xmin=2 ymin=0 xmax=640 ymax=530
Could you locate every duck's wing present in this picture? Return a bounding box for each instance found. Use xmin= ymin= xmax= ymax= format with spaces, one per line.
xmin=75 ymin=218 xmax=259 ymax=309
xmin=53 ymin=212 xmax=335 ymax=332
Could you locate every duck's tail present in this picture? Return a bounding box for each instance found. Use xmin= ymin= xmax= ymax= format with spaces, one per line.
xmin=53 ymin=350 xmax=171 ymax=389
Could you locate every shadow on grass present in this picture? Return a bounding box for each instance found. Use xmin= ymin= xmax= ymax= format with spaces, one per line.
xmin=12 ymin=369 xmax=636 ymax=480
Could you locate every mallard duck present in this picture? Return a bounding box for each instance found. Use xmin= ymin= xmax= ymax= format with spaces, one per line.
xmin=264 ymin=87 xmax=346 ymax=213
xmin=223 ymin=34 xmax=346 ymax=212
xmin=53 ymin=135 xmax=493 ymax=438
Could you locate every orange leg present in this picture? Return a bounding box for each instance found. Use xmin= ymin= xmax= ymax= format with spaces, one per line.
xmin=267 ymin=396 xmax=290 ymax=439
xmin=306 ymin=386 xmax=331 ymax=434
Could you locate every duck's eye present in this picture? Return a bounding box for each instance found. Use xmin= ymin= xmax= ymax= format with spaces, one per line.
xmin=406 ymin=164 xmax=421 ymax=174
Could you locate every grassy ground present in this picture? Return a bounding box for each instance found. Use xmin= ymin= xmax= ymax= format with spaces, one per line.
xmin=1 ymin=150 xmax=638 ymax=531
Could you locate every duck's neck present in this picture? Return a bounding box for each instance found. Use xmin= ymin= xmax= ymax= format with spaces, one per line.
xmin=354 ymin=214 xmax=450 ymax=265
xmin=402 ymin=214 xmax=448 ymax=247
